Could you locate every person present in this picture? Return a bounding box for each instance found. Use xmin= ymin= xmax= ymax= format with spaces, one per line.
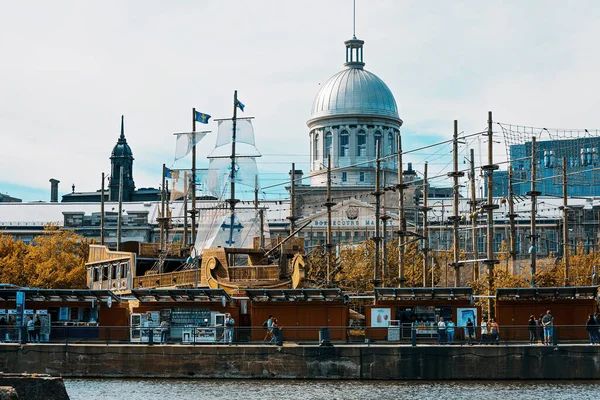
xmin=586 ymin=314 xmax=597 ymax=345
xmin=480 ymin=318 xmax=488 ymax=344
xmin=0 ymin=317 xmax=6 ymax=343
xmin=528 ymin=315 xmax=537 ymax=345
xmin=26 ymin=316 xmax=35 ymax=343
xmin=488 ymin=318 xmax=499 ymax=344
xmin=466 ymin=318 xmax=475 ymax=344
xmin=537 ymin=314 xmax=544 ymax=345
xmin=270 ymin=318 xmax=280 ymax=345
xmin=159 ymin=319 xmax=169 ymax=344
xmin=33 ymin=316 xmax=41 ymax=343
xmin=224 ymin=313 xmax=235 ymax=344
xmin=446 ymin=319 xmax=455 ymax=344
xmin=541 ymin=310 xmax=554 ymax=345
xmin=263 ymin=315 xmax=274 ymax=343
xmin=437 ymin=317 xmax=446 ymax=345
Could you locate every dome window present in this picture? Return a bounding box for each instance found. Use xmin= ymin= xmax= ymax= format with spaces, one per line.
xmin=325 ymin=132 xmax=333 ymax=158
xmin=387 ymin=132 xmax=395 ymax=156
xmin=314 ymin=133 xmax=320 ymax=161
xmin=374 ymin=132 xmax=382 ymax=157
xmin=357 ymin=131 xmax=367 ymax=157
xmin=340 ymin=131 xmax=349 ymax=157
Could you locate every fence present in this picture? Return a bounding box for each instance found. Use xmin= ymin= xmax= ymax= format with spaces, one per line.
xmin=1 ymin=324 xmax=598 ymax=346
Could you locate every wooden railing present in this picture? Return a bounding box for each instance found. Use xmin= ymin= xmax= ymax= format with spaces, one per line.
xmin=133 ymin=270 xmax=198 ymax=289
xmin=228 ymin=266 xmax=281 ymax=282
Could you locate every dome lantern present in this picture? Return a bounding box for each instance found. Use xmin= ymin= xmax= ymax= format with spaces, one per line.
xmin=344 ymin=38 xmax=365 ymax=69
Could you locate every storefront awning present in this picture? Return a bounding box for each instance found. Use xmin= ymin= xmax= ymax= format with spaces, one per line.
xmin=0 ymin=289 xmax=120 ymax=303
xmin=128 ymin=288 xmax=231 ymax=302
xmin=496 ymin=286 xmax=598 ymax=300
xmin=375 ymin=287 xmax=473 ymax=301
xmin=245 ymin=288 xmax=347 ymax=303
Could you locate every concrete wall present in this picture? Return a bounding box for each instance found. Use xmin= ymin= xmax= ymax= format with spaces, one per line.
xmin=1 ymin=344 xmax=600 ymax=380
xmin=0 ymin=374 xmax=69 ymax=400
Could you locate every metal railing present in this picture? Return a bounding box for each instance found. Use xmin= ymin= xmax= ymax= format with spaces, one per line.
xmin=0 ymin=324 xmax=598 ymax=346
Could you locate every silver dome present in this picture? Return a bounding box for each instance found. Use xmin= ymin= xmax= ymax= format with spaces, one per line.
xmin=309 ymin=67 xmax=401 ymax=124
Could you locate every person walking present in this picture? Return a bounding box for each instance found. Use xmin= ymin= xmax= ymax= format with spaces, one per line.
xmin=446 ymin=319 xmax=455 ymax=345
xmin=466 ymin=318 xmax=475 ymax=344
xmin=528 ymin=315 xmax=537 ymax=345
xmin=437 ymin=317 xmax=447 ymax=345
xmin=586 ymin=314 xmax=598 ymax=345
xmin=263 ymin=315 xmax=274 ymax=343
xmin=541 ymin=310 xmax=554 ymax=345
xmin=159 ymin=319 xmax=169 ymax=344
xmin=270 ymin=318 xmax=280 ymax=345
xmin=224 ymin=313 xmax=235 ymax=344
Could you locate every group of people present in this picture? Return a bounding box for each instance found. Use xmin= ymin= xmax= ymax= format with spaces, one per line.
xmin=585 ymin=312 xmax=600 ymax=345
xmin=526 ymin=310 xmax=555 ymax=345
xmin=461 ymin=317 xmax=500 ymax=345
xmin=262 ymin=315 xmax=281 ymax=344
xmin=435 ymin=317 xmax=456 ymax=344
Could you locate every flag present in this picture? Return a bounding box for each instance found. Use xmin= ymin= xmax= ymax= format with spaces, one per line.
xmin=164 ymin=166 xmax=172 ymax=179
xmin=174 ymin=131 xmax=208 ymax=160
xmin=194 ymin=111 xmax=211 ymax=124
xmin=235 ymin=99 xmax=245 ymax=112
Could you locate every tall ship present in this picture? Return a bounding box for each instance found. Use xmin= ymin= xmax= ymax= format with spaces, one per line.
xmin=86 ymin=92 xmax=306 ymax=294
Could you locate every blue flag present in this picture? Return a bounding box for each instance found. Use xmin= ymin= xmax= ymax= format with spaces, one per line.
xmin=194 ymin=111 xmax=211 ymax=124
xmin=235 ymin=99 xmax=245 ymax=112
xmin=164 ymin=166 xmax=172 ymax=179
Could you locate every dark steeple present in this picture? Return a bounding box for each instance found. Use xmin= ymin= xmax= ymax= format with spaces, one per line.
xmin=109 ymin=115 xmax=135 ymax=202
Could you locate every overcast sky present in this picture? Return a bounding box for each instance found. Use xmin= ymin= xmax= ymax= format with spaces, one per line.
xmin=2 ymin=0 xmax=600 ymax=202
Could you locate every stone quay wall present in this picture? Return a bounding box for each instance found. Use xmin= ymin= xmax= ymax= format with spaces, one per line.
xmin=0 ymin=344 xmax=599 ymax=380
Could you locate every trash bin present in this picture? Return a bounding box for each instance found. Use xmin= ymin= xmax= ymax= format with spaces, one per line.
xmin=319 ymin=328 xmax=332 ymax=347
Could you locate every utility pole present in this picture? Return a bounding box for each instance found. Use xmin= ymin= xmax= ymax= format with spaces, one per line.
xmin=562 ymin=156 xmax=569 ymax=286
xmin=100 ymin=172 xmax=105 ymax=246
xmin=469 ymin=149 xmax=479 ymax=281
xmin=191 ymin=108 xmax=197 ymax=247
xmin=254 ymin=175 xmax=265 ymax=249
xmin=324 ymin=155 xmax=335 ymax=286
xmin=448 ymin=120 xmax=464 ymax=287
xmin=381 ymin=175 xmax=390 ymax=284
xmin=422 ymin=162 xmax=430 ymax=287
xmin=117 ymin=166 xmax=123 ymax=251
xmin=528 ymin=136 xmax=540 ymax=287
xmin=507 ymin=166 xmax=518 ymax=275
xmin=288 ymin=163 xmax=297 ymax=234
xmin=372 ymin=142 xmax=383 ymax=288
xmin=396 ymin=136 xmax=407 ymax=287
xmin=482 ymin=111 xmax=498 ymax=318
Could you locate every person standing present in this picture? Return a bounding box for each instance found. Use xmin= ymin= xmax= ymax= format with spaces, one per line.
xmin=586 ymin=314 xmax=597 ymax=345
xmin=528 ymin=315 xmax=537 ymax=345
xmin=26 ymin=316 xmax=35 ymax=343
xmin=541 ymin=310 xmax=554 ymax=345
xmin=159 ymin=319 xmax=169 ymax=344
xmin=437 ymin=317 xmax=447 ymax=345
xmin=446 ymin=319 xmax=455 ymax=345
xmin=488 ymin=318 xmax=499 ymax=344
xmin=480 ymin=318 xmax=488 ymax=344
xmin=224 ymin=313 xmax=235 ymax=344
xmin=33 ymin=316 xmax=41 ymax=343
xmin=466 ymin=318 xmax=475 ymax=344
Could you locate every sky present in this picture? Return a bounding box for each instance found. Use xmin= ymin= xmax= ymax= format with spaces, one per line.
xmin=2 ymin=0 xmax=600 ymax=202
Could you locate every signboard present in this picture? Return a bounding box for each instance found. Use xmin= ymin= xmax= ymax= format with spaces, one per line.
xmin=457 ymin=308 xmax=478 ymax=328
xmin=370 ymin=308 xmax=391 ymax=327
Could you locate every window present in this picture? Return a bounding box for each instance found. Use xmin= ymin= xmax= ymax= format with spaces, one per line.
xmin=387 ymin=132 xmax=395 ymax=155
xmin=325 ymin=132 xmax=332 ymax=157
xmin=340 ymin=131 xmax=349 ymax=157
xmin=342 ymin=172 xmax=347 ymax=182
xmin=374 ymin=132 xmax=382 ymax=157
xmin=359 ymin=171 xmax=365 ymax=182
xmin=357 ymin=131 xmax=366 ymax=157
xmin=313 ymin=133 xmax=319 ymax=160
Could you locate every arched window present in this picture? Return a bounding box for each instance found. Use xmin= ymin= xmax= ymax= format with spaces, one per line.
xmin=340 ymin=131 xmax=349 ymax=157
xmin=325 ymin=132 xmax=332 ymax=158
xmin=314 ymin=133 xmax=319 ymax=161
xmin=357 ymin=130 xmax=366 ymax=157
xmin=374 ymin=131 xmax=382 ymax=157
xmin=387 ymin=132 xmax=394 ymax=155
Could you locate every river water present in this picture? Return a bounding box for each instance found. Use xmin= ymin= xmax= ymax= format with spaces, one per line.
xmin=64 ymin=379 xmax=600 ymax=400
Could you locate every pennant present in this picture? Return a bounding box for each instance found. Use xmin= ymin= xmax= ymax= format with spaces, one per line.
xmin=174 ymin=131 xmax=208 ymax=160
xmin=164 ymin=166 xmax=172 ymax=179
xmin=235 ymin=99 xmax=245 ymax=112
xmin=194 ymin=111 xmax=211 ymax=124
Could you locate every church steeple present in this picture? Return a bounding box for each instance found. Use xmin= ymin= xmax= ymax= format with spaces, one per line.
xmin=109 ymin=115 xmax=135 ymax=202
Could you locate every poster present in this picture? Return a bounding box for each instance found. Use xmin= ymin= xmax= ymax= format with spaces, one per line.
xmin=456 ymin=308 xmax=478 ymax=328
xmin=370 ymin=308 xmax=391 ymax=327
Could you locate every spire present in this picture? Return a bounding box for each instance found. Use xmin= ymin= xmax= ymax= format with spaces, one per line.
xmin=353 ymin=0 xmax=356 ymax=39
xmin=119 ymin=115 xmax=125 ymax=141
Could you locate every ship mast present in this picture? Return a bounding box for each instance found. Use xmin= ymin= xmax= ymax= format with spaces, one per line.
xmin=226 ymin=90 xmax=241 ymax=245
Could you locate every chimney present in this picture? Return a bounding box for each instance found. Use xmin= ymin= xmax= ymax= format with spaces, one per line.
xmin=49 ymin=179 xmax=60 ymax=202
xmin=289 ymin=169 xmax=304 ymax=183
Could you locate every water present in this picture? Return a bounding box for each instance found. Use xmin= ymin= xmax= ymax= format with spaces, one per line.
xmin=64 ymin=379 xmax=600 ymax=400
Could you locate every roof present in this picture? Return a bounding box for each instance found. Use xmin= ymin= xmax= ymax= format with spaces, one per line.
xmin=375 ymin=287 xmax=473 ymax=301
xmin=309 ymin=67 xmax=401 ymax=124
xmin=126 ymin=288 xmax=231 ymax=303
xmin=245 ymin=288 xmax=348 ymax=303
xmin=0 ymin=289 xmax=119 ymax=303
xmin=496 ymin=286 xmax=598 ymax=300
